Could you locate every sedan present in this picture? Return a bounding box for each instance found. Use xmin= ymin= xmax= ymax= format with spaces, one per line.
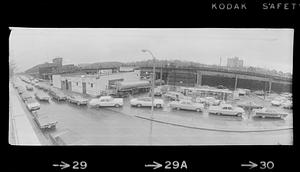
xmin=26 ymin=85 xmax=34 ymax=91
xmin=49 ymin=90 xmax=67 ymax=101
xmin=208 ymin=104 xmax=244 ymax=117
xmin=89 ymin=96 xmax=123 ymax=107
xmin=67 ymin=95 xmax=89 ymax=105
xmin=17 ymin=87 xmax=26 ymax=94
xmin=35 ymin=91 xmax=51 ymax=101
xmin=170 ymin=100 xmax=204 ymax=112
xmin=25 ymin=98 xmax=41 ymax=111
xmin=282 ymin=100 xmax=292 ymax=109
xmin=21 ymin=92 xmax=32 ymax=101
xmin=32 ymin=111 xmax=57 ymax=130
xmin=253 ymin=108 xmax=288 ymax=119
xmin=130 ymin=97 xmax=164 ymax=108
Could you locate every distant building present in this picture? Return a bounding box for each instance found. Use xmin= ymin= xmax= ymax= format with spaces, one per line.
xmin=52 ymin=57 xmax=63 ymax=67
xmin=26 ymin=57 xmax=79 ymax=80
xmin=227 ymin=57 xmax=243 ymax=68
xmin=119 ymin=66 xmax=135 ymax=72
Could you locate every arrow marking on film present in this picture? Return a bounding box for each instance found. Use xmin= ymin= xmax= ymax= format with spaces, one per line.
xmin=145 ymin=161 xmax=163 ymax=170
xmin=241 ymin=161 xmax=258 ymax=169
xmin=52 ymin=161 xmax=70 ymax=170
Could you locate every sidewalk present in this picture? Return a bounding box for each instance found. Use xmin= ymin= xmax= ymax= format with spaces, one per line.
xmin=9 ymin=83 xmax=41 ymax=145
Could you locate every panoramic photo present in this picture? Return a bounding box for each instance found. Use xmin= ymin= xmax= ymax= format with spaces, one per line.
xmin=9 ymin=28 xmax=293 ymax=145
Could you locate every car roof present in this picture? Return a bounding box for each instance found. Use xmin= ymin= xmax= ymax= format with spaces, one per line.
xmin=221 ymin=104 xmax=232 ymax=108
xmin=26 ymin=98 xmax=37 ymax=103
xmin=100 ymin=96 xmax=112 ymax=99
xmin=179 ymin=100 xmax=192 ymax=103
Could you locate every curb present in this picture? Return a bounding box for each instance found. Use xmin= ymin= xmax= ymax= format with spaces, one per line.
xmin=135 ymin=115 xmax=293 ymax=133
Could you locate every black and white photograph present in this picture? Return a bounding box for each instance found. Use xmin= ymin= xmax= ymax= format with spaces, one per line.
xmin=9 ymin=28 xmax=293 ymax=145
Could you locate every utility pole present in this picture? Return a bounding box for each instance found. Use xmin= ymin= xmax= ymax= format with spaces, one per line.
xmin=142 ymin=49 xmax=156 ymax=145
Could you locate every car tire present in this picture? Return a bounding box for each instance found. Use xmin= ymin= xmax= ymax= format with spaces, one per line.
xmin=176 ymin=107 xmax=180 ymax=110
xmin=237 ymin=113 xmax=242 ymax=117
xmin=137 ymin=104 xmax=142 ymax=108
xmin=115 ymin=104 xmax=120 ymax=107
xmin=196 ymin=108 xmax=201 ymax=112
xmin=156 ymin=104 xmax=161 ymax=108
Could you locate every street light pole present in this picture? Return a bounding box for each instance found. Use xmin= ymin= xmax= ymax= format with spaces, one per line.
xmin=142 ymin=49 xmax=156 ymax=145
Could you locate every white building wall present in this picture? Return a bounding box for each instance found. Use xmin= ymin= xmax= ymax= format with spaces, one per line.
xmin=70 ymin=77 xmax=83 ymax=94
xmin=84 ymin=78 xmax=99 ymax=96
xmin=52 ymin=70 xmax=141 ymax=97
xmin=52 ymin=75 xmax=61 ymax=89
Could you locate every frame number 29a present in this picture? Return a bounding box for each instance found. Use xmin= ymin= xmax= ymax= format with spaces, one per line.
xmin=165 ymin=161 xmax=188 ymax=170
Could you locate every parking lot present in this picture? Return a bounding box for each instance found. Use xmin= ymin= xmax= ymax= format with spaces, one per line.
xmin=11 ymin=77 xmax=293 ymax=145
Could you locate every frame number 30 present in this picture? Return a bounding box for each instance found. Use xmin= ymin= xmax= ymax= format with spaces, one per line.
xmin=260 ymin=161 xmax=274 ymax=170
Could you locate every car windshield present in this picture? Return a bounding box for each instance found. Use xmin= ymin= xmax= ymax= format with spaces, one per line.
xmin=141 ymin=98 xmax=151 ymax=101
xmin=26 ymin=98 xmax=37 ymax=103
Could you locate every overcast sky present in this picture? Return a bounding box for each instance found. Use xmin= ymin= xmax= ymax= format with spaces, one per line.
xmin=9 ymin=28 xmax=293 ymax=73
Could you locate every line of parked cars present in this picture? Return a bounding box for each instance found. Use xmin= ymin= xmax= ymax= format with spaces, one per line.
xmin=271 ymin=97 xmax=293 ymax=109
xmin=16 ymin=76 xmax=88 ymax=145
xmin=14 ymin=78 xmax=57 ymax=130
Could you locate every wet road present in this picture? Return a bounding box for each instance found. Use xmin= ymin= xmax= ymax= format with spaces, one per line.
xmin=12 ymin=79 xmax=293 ymax=145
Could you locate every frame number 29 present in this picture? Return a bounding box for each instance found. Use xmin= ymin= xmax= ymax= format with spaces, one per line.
xmin=72 ymin=161 xmax=87 ymax=170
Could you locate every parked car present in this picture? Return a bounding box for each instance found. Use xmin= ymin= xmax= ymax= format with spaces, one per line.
xmin=17 ymin=87 xmax=26 ymax=94
xmin=67 ymin=95 xmax=89 ymax=105
xmin=199 ymin=97 xmax=221 ymax=106
xmin=109 ymin=91 xmax=129 ymax=98
xmin=49 ymin=90 xmax=67 ymax=101
xmin=195 ymin=97 xmax=207 ymax=104
xmin=39 ymin=84 xmax=51 ymax=91
xmin=169 ymin=100 xmax=204 ymax=112
xmin=49 ymin=129 xmax=88 ymax=145
xmin=282 ymin=100 xmax=292 ymax=109
xmin=280 ymin=92 xmax=292 ymax=99
xmin=163 ymin=91 xmax=184 ymax=101
xmin=21 ymin=92 xmax=32 ymax=101
xmin=130 ymin=97 xmax=164 ymax=108
xmin=253 ymin=108 xmax=288 ymax=119
xmin=32 ymin=111 xmax=57 ymax=129
xmin=25 ymin=98 xmax=40 ymax=111
xmin=237 ymin=101 xmax=263 ymax=111
xmin=271 ymin=97 xmax=286 ymax=106
xmin=89 ymin=96 xmax=123 ymax=107
xmin=217 ymin=85 xmax=226 ymax=89
xmin=253 ymin=90 xmax=265 ymax=96
xmin=153 ymin=87 xmax=163 ymax=96
xmin=35 ymin=91 xmax=51 ymax=101
xmin=208 ymin=104 xmax=244 ymax=117
xmin=26 ymin=85 xmax=34 ymax=91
